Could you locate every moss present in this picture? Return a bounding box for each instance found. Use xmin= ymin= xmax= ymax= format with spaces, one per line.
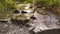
xmin=0 ymin=10 xmax=14 ymax=19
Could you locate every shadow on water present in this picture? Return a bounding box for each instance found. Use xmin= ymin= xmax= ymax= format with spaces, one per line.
xmin=0 ymin=21 xmax=7 ymax=23
xmin=11 ymin=19 xmax=30 ymax=27
xmin=36 ymin=29 xmax=60 ymax=34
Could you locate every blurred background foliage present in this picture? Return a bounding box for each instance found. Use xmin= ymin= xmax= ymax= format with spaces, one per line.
xmin=0 ymin=0 xmax=60 ymax=15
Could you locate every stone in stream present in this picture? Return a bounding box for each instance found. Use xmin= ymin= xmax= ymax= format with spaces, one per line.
xmin=12 ymin=3 xmax=36 ymax=20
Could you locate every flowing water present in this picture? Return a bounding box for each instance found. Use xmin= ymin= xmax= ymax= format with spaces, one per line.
xmin=0 ymin=10 xmax=60 ymax=34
